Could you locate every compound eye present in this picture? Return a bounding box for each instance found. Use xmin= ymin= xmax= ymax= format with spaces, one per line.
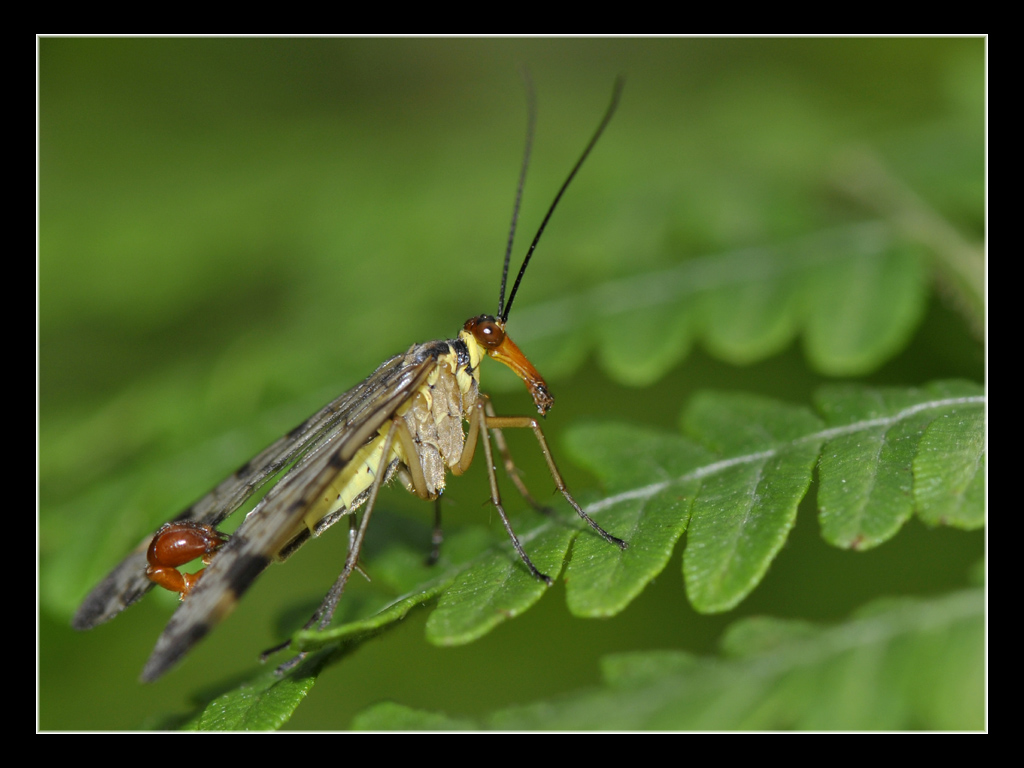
xmin=466 ymin=315 xmax=505 ymax=350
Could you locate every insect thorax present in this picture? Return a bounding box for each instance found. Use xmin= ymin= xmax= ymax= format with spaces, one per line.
xmin=291 ymin=335 xmax=483 ymax=547
xmin=395 ymin=336 xmax=480 ymax=497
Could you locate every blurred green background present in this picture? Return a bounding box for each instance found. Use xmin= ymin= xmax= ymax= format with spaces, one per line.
xmin=39 ymin=38 xmax=984 ymax=730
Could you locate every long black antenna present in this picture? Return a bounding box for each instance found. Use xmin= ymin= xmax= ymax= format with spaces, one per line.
xmin=500 ymin=76 xmax=623 ymax=324
xmin=497 ymin=70 xmax=537 ymax=319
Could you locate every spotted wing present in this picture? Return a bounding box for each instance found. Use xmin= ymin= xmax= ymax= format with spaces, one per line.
xmin=73 ymin=343 xmax=442 ymax=641
xmin=138 ymin=349 xmax=443 ymax=681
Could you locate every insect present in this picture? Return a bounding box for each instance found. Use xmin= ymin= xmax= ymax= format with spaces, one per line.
xmin=72 ymin=78 xmax=626 ymax=683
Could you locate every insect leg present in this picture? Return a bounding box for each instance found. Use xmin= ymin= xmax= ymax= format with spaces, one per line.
xmin=467 ymin=399 xmax=553 ymax=585
xmin=484 ymin=412 xmax=628 ymax=551
xmin=391 ymin=423 xmax=446 ymax=564
xmin=267 ymin=416 xmax=407 ymax=674
xmin=483 ymin=398 xmax=553 ymax=513
xmin=427 ymin=497 xmax=444 ymax=566
xmin=348 ymin=514 xmax=372 ymax=582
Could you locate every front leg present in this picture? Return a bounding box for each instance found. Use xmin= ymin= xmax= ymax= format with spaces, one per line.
xmin=456 ymin=397 xmax=553 ymax=584
xmin=482 ymin=406 xmax=627 ymax=551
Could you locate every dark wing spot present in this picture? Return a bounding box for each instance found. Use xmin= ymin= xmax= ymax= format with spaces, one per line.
xmin=224 ymin=553 xmax=272 ymax=599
